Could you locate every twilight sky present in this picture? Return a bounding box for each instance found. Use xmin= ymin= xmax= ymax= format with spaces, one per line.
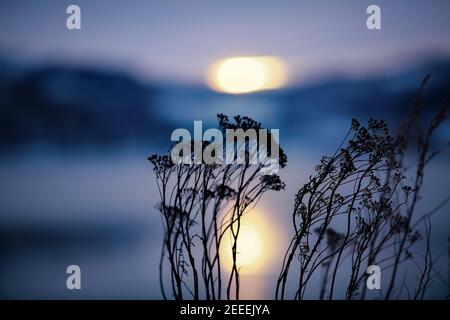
xmin=1 ymin=0 xmax=450 ymax=85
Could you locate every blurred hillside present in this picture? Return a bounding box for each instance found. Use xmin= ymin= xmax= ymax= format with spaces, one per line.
xmin=0 ymin=62 xmax=170 ymax=149
xmin=0 ymin=58 xmax=449 ymax=151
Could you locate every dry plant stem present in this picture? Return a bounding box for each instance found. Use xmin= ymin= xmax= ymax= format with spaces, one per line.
xmin=276 ymin=76 xmax=448 ymax=300
xmin=150 ymin=114 xmax=287 ymax=300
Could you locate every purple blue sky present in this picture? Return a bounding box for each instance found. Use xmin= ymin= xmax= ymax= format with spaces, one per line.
xmin=1 ymin=0 xmax=450 ymax=85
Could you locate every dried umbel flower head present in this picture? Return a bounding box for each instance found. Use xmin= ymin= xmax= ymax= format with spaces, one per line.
xmin=149 ymin=114 xmax=287 ymax=300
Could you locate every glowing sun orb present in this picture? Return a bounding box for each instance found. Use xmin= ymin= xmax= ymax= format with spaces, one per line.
xmin=221 ymin=215 xmax=270 ymax=273
xmin=207 ymin=56 xmax=287 ymax=94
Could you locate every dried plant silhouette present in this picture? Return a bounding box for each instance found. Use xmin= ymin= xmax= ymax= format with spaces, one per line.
xmin=276 ymin=76 xmax=449 ymax=300
xmin=148 ymin=77 xmax=448 ymax=300
xmin=149 ymin=114 xmax=287 ymax=300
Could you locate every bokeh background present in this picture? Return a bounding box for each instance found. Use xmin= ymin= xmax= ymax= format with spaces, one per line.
xmin=0 ymin=0 xmax=449 ymax=299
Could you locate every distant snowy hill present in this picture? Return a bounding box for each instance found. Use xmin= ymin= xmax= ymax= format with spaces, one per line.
xmin=0 ymin=59 xmax=449 ymax=150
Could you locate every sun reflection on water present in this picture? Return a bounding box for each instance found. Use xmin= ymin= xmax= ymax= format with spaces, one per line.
xmin=221 ymin=210 xmax=279 ymax=275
